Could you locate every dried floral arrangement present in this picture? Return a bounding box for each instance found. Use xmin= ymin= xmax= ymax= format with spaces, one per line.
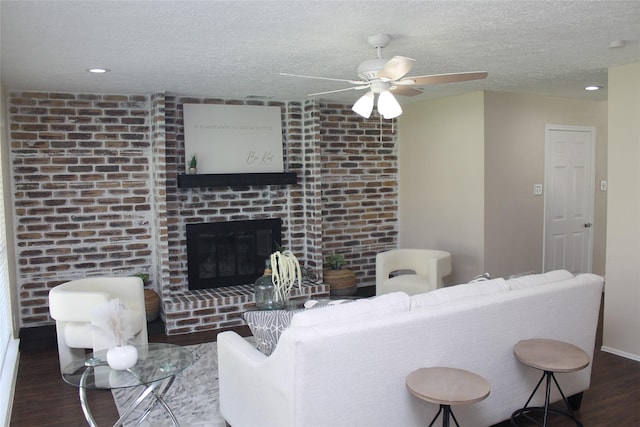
xmin=270 ymin=250 xmax=302 ymax=301
xmin=92 ymin=299 xmax=139 ymax=347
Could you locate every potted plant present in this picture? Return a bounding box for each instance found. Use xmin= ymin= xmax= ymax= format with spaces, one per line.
xmin=188 ymin=154 xmax=198 ymax=174
xmin=323 ymin=254 xmax=357 ymax=296
xmin=133 ymin=273 xmax=160 ymax=322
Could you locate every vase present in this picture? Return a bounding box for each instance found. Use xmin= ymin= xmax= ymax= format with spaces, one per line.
xmin=189 ymin=167 xmax=197 ymax=174
xmin=254 ymin=260 xmax=285 ymax=309
xmin=107 ymin=345 xmax=138 ymax=370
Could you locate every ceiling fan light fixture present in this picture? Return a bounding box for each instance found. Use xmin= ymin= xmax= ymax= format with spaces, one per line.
xmin=352 ymin=91 xmax=375 ymax=118
xmin=377 ymin=90 xmax=402 ymax=119
xmin=283 ymin=34 xmax=486 ymax=120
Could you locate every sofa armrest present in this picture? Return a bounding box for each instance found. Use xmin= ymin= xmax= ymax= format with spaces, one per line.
xmin=219 ymin=331 xmax=267 ymax=365
xmin=429 ymin=251 xmax=452 ymax=286
xmin=49 ymin=290 xmax=110 ymax=322
xmin=218 ymin=331 xmax=295 ymax=427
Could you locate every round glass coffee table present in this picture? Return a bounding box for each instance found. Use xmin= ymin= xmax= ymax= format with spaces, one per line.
xmin=62 ymin=343 xmax=193 ymax=427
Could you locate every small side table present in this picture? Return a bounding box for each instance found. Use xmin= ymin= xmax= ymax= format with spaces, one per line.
xmin=62 ymin=343 xmax=193 ymax=427
xmin=406 ymin=367 xmax=490 ymax=427
xmin=510 ymin=338 xmax=589 ymax=427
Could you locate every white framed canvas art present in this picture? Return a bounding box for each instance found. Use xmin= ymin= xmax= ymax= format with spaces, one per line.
xmin=183 ymin=104 xmax=284 ymax=174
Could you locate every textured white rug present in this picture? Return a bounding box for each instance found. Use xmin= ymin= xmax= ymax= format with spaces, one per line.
xmin=112 ymin=339 xmax=243 ymax=427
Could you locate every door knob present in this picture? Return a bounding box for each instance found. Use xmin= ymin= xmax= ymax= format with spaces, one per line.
xmin=584 ymin=223 xmax=592 ymax=228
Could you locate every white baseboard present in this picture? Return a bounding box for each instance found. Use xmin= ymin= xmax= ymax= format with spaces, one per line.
xmin=600 ymin=345 xmax=640 ymax=362
xmin=0 ymin=338 xmax=19 ymax=427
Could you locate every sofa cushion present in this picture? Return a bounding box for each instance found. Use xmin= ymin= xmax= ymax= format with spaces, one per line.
xmin=289 ymin=292 xmax=410 ymax=328
xmin=507 ymin=269 xmax=573 ymax=290
xmin=410 ymin=278 xmax=509 ymax=310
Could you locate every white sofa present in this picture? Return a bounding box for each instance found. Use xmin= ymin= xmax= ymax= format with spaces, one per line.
xmin=218 ymin=270 xmax=604 ymax=427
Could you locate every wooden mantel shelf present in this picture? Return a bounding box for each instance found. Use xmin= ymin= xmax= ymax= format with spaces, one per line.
xmin=177 ymin=172 xmax=298 ymax=188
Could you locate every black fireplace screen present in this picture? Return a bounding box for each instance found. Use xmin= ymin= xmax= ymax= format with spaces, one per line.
xmin=186 ymin=219 xmax=282 ymax=290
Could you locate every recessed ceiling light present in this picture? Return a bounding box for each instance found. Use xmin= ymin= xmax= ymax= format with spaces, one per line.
xmin=585 ymin=85 xmax=603 ymax=91
xmin=87 ymin=68 xmax=110 ymax=73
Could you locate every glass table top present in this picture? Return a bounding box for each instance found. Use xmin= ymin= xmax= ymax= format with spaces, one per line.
xmin=62 ymin=343 xmax=193 ymax=390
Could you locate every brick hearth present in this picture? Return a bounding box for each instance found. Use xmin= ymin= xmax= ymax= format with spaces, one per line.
xmin=164 ymin=281 xmax=329 ymax=334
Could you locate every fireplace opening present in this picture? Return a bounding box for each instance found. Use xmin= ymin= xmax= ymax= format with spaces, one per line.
xmin=186 ymin=219 xmax=282 ymax=290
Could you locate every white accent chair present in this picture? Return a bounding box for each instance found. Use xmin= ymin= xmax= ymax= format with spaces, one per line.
xmin=48 ymin=276 xmax=148 ymax=372
xmin=376 ymin=249 xmax=452 ymax=296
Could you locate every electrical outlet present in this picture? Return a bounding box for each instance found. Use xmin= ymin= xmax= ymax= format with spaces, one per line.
xmin=533 ymin=184 xmax=543 ymax=196
xmin=600 ymin=180 xmax=608 ymax=191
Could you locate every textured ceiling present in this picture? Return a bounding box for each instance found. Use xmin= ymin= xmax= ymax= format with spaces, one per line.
xmin=1 ymin=0 xmax=639 ymax=105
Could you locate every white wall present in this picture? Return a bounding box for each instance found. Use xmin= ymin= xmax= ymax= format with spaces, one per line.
xmin=398 ymin=92 xmax=485 ymax=284
xmin=398 ymin=90 xmax=607 ymax=285
xmin=603 ymin=61 xmax=640 ymax=361
xmin=484 ymin=91 xmax=607 ymax=278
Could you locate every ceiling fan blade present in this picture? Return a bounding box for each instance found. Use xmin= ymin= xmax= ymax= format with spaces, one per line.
xmin=376 ymin=56 xmax=416 ymax=81
xmin=403 ymin=71 xmax=488 ymax=86
xmin=308 ymin=86 xmax=369 ymax=97
xmin=390 ymin=86 xmax=423 ymax=97
xmin=280 ymin=72 xmax=367 ymax=85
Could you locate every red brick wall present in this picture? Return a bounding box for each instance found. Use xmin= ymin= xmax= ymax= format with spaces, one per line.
xmin=318 ymin=103 xmax=398 ymax=284
xmin=9 ymin=92 xmax=153 ymax=327
xmin=8 ymin=91 xmax=398 ymax=333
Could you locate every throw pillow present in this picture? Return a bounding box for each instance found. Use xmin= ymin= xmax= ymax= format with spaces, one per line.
xmin=244 ymin=299 xmax=353 ymax=355
xmin=243 ymin=309 xmax=303 ymax=355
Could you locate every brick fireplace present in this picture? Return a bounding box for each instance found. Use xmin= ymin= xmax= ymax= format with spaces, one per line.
xmin=186 ymin=218 xmax=281 ymax=290
xmin=8 ymin=91 xmax=398 ymax=335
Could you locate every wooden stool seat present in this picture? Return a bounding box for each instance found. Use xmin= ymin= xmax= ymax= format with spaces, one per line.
xmin=406 ymin=367 xmax=490 ymax=426
xmin=514 ymin=338 xmax=590 ymax=373
xmin=511 ymin=338 xmax=589 ymax=426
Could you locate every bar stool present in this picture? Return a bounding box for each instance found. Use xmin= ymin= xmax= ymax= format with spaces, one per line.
xmin=406 ymin=367 xmax=490 ymax=427
xmin=511 ymin=338 xmax=589 ymax=426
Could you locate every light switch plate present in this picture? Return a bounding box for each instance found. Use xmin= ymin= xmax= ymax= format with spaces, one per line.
xmin=534 ymin=184 xmax=543 ymax=196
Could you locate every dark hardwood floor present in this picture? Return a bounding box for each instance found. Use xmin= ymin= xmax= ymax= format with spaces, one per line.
xmin=10 ymin=293 xmax=640 ymax=426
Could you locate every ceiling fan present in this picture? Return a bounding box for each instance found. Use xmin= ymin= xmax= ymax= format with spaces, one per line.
xmin=280 ymin=34 xmax=488 ymax=119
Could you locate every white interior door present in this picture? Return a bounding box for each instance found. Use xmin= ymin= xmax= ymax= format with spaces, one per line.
xmin=543 ymin=125 xmax=595 ymax=274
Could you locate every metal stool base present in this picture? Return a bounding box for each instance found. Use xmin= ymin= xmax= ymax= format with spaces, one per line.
xmin=510 ymin=370 xmax=583 ymax=427
xmin=428 ymin=404 xmax=460 ymax=427
xmin=511 ymin=406 xmax=583 ymax=427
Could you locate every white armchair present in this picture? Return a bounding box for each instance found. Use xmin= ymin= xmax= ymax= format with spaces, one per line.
xmin=48 ymin=276 xmax=148 ymax=372
xmin=376 ymin=249 xmax=452 ymax=296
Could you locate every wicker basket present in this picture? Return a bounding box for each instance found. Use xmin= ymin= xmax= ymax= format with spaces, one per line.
xmin=323 ymin=269 xmax=357 ymax=296
xmin=144 ymin=289 xmax=160 ymax=322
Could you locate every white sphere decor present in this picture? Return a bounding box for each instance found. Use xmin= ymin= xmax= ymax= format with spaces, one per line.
xmin=107 ymin=345 xmax=138 ymax=370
